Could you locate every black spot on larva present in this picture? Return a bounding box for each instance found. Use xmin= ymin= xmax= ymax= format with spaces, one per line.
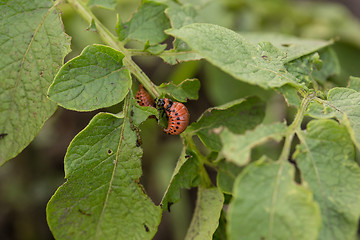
xmin=107 ymin=149 xmax=113 ymax=154
xmin=172 ymin=110 xmax=175 ymax=112
xmin=177 ymin=122 xmax=180 ymax=125
xmin=175 ymin=112 xmax=178 ymax=116
xmin=176 ymin=117 xmax=180 ymax=120
xmin=144 ymin=224 xmax=149 ymax=232
xmin=176 ymin=126 xmax=179 ymax=129
xmin=174 ymin=130 xmax=176 ymax=132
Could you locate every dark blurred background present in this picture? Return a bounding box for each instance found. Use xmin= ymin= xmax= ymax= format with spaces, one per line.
xmin=1 ymin=0 xmax=360 ymax=239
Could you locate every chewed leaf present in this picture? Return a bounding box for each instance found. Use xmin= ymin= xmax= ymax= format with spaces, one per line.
xmin=187 ymin=97 xmax=265 ymax=152
xmin=158 ymin=79 xmax=200 ymax=102
xmin=294 ymin=119 xmax=360 ymax=240
xmin=166 ymin=23 xmax=301 ymax=89
xmin=161 ymin=148 xmax=200 ymax=211
xmin=285 ymin=48 xmax=339 ymax=87
xmin=228 ymin=158 xmax=321 ymax=240
xmin=47 ymin=111 xmax=162 ymax=239
xmin=48 ymin=44 xmax=131 ymax=111
xmin=0 ymin=0 xmax=71 ymax=164
xmin=241 ymin=32 xmax=334 ymax=63
xmin=220 ymin=122 xmax=288 ymax=166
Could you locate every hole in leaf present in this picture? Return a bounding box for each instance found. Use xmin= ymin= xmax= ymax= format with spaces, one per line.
xmin=144 ymin=224 xmax=149 ymax=232
xmin=107 ymin=149 xmax=113 ymax=155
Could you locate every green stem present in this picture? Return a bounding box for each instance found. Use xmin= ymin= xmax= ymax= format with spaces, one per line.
xmin=65 ymin=0 xmax=160 ymax=98
xmin=278 ymin=93 xmax=314 ymax=162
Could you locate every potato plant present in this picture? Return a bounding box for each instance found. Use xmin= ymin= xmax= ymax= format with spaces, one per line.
xmin=1 ymin=0 xmax=360 ymax=239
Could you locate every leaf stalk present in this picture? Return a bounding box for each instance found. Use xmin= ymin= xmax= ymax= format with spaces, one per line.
xmin=65 ymin=0 xmax=160 ymax=98
xmin=278 ymin=93 xmax=314 ymax=162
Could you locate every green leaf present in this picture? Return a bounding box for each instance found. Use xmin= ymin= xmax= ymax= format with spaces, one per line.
xmin=166 ymin=23 xmax=301 ymax=89
xmin=276 ymin=84 xmax=301 ymax=107
xmin=311 ymin=48 xmax=339 ymax=83
xmin=213 ymin=210 xmax=227 ymax=240
xmin=48 ymin=44 xmax=131 ymax=111
xmin=131 ymin=103 xmax=158 ymax=127
xmin=285 ymin=48 xmax=340 ymax=87
xmin=306 ymin=101 xmax=335 ymax=119
xmin=348 ymin=76 xmax=360 ymax=92
xmin=117 ymin=0 xmax=171 ymax=45
xmin=203 ymin=62 xmax=273 ymax=106
xmin=228 ymin=159 xmax=321 ymax=240
xmin=47 ymin=110 xmax=161 ymax=239
xmin=160 ymin=49 xmax=202 ymax=65
xmin=158 ymin=79 xmax=200 ymax=102
xmin=161 ymin=148 xmax=200 ymax=211
xmin=220 ymin=122 xmax=288 ymax=166
xmin=241 ymin=32 xmax=334 ymax=63
xmin=187 ymin=97 xmax=266 ymax=152
xmin=145 ymin=43 xmax=167 ymax=55
xmin=88 ymin=0 xmax=117 ymax=10
xmin=327 ymin=88 xmax=360 ymax=149
xmin=0 ymin=0 xmax=71 ymax=164
xmin=216 ymin=160 xmax=243 ymax=194
xmin=161 ymin=3 xmax=204 ymax=65
xmin=294 ymin=119 xmax=360 ymax=240
xmin=184 ymin=187 xmax=224 ymax=240
xmin=165 ymin=3 xmax=197 ymax=29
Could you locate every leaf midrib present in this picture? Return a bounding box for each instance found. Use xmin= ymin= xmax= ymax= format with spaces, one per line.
xmin=297 ymin=131 xmax=334 ymax=239
xmin=95 ymin=105 xmax=129 ymax=237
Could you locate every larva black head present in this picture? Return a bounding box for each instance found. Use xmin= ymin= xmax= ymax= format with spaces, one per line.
xmin=156 ymin=98 xmax=165 ymax=108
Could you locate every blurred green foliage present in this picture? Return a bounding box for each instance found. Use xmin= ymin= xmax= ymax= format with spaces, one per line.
xmin=1 ymin=0 xmax=360 ymax=239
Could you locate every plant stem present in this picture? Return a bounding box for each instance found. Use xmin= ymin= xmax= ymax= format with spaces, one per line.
xmin=278 ymin=93 xmax=314 ymax=162
xmin=65 ymin=0 xmax=160 ymax=98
